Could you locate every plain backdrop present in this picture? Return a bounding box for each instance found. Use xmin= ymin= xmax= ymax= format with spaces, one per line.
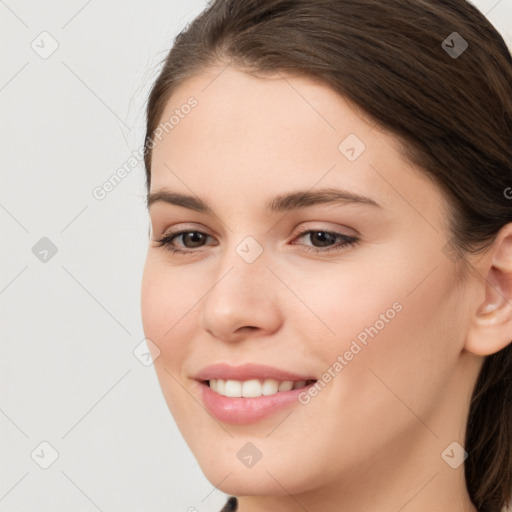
xmin=1 ymin=1 xmax=511 ymax=511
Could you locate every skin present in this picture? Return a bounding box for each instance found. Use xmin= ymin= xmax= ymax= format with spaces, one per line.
xmin=140 ymin=64 xmax=512 ymax=512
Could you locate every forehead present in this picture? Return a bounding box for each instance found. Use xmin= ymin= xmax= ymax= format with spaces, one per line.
xmin=153 ymin=66 xmax=380 ymax=153
xmin=148 ymin=65 xmax=445 ymax=222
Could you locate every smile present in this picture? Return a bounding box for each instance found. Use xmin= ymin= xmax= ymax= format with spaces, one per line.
xmin=207 ymin=378 xmax=316 ymax=398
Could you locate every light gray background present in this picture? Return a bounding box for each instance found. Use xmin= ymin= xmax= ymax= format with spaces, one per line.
xmin=1 ymin=1 xmax=511 ymax=511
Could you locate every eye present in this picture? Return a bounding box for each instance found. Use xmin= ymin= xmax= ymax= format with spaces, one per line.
xmin=290 ymin=229 xmax=360 ymax=254
xmin=154 ymin=230 xmax=215 ymax=254
xmin=153 ymin=228 xmax=360 ymax=255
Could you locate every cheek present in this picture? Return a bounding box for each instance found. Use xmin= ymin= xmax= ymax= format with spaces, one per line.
xmin=141 ymin=259 xmax=200 ymax=420
xmin=289 ymin=263 xmax=403 ymax=354
xmin=140 ymin=258 xmax=193 ymax=363
xmin=297 ymin=255 xmax=463 ymax=421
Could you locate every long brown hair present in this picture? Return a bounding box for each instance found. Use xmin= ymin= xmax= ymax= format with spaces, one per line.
xmin=143 ymin=1 xmax=512 ymax=510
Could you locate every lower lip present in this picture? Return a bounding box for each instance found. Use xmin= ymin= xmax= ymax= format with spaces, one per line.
xmin=199 ymin=381 xmax=316 ymax=425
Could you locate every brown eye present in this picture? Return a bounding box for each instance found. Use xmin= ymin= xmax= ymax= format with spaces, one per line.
xmin=177 ymin=231 xmax=209 ymax=248
xmin=291 ymin=229 xmax=360 ymax=254
xmin=307 ymin=231 xmax=338 ymax=247
xmin=155 ymin=230 xmax=215 ymax=254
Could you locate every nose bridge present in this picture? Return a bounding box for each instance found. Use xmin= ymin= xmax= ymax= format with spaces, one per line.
xmin=198 ymin=234 xmax=282 ymax=340
xmin=207 ymin=235 xmax=271 ymax=309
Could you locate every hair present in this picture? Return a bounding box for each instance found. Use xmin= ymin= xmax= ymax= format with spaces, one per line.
xmin=143 ymin=1 xmax=512 ymax=510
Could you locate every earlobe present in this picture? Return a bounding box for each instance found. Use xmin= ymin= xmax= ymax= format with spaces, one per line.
xmin=465 ymin=225 xmax=512 ymax=357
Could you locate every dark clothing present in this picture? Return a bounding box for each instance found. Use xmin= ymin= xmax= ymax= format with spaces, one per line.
xmin=220 ymin=496 xmax=238 ymax=511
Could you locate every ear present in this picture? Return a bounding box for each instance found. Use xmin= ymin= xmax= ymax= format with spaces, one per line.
xmin=465 ymin=223 xmax=512 ymax=356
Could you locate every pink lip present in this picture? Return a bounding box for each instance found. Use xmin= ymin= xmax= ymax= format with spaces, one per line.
xmin=198 ymin=381 xmax=317 ymax=425
xmin=193 ymin=363 xmax=317 ymax=425
xmin=193 ymin=363 xmax=315 ymax=382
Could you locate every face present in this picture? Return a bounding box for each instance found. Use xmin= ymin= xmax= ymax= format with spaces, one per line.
xmin=141 ymin=66 xmax=478 ymax=498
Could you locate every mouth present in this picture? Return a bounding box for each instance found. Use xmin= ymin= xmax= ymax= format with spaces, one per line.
xmin=203 ymin=378 xmax=317 ymax=398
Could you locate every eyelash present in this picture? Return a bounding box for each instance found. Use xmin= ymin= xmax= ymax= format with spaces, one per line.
xmin=154 ymin=229 xmax=360 ymax=255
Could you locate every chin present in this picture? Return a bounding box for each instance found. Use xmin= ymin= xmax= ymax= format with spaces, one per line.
xmin=194 ymin=448 xmax=319 ymax=497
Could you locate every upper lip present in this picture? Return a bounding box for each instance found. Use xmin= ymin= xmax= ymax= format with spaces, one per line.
xmin=194 ymin=363 xmax=316 ymax=382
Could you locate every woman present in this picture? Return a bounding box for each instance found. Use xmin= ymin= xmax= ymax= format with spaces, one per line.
xmin=140 ymin=1 xmax=512 ymax=511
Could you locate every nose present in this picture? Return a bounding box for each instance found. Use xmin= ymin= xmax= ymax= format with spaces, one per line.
xmin=198 ymin=248 xmax=283 ymax=343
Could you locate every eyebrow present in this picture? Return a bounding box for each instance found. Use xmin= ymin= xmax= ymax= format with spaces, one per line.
xmin=146 ymin=187 xmax=382 ymax=213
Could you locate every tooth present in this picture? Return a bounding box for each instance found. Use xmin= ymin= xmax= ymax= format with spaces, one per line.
xmin=261 ymin=379 xmax=279 ymax=395
xmin=278 ymin=380 xmax=294 ymax=392
xmin=224 ymin=379 xmax=242 ymax=397
xmin=242 ymin=379 xmax=262 ymax=397
xmin=210 ymin=378 xmax=308 ymax=397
